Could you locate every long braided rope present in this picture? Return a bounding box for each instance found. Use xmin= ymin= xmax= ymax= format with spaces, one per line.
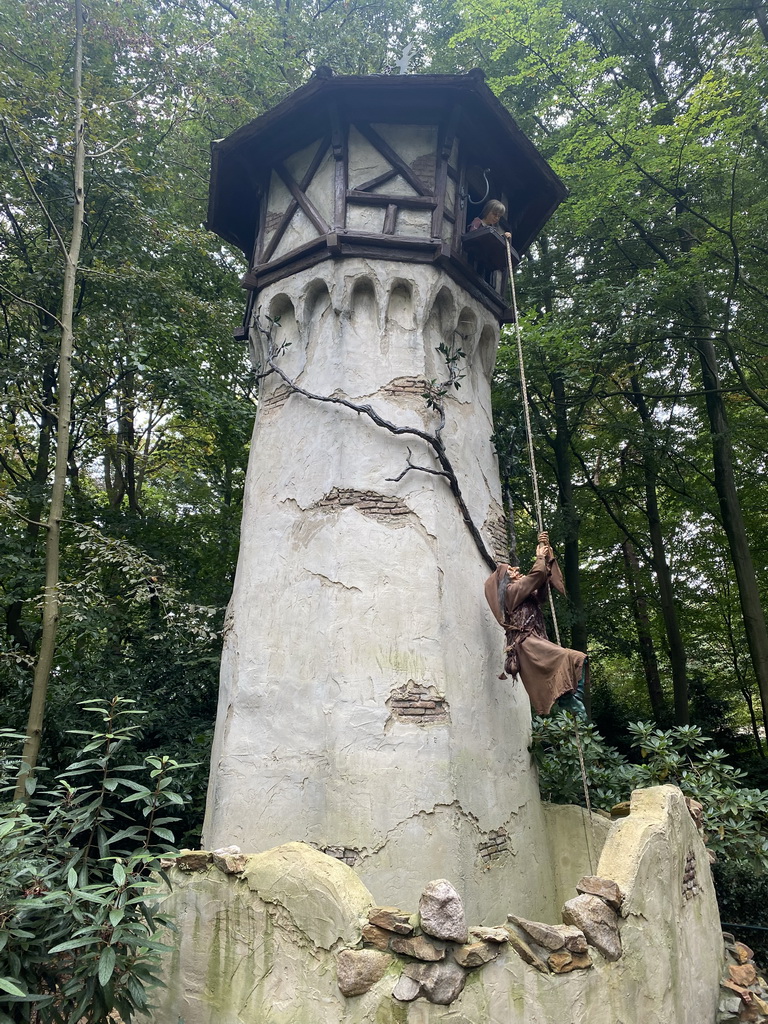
xmin=504 ymin=236 xmax=594 ymax=873
xmin=504 ymin=239 xmax=560 ymax=645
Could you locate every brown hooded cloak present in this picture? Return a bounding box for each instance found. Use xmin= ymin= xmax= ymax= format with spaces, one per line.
xmin=484 ymin=551 xmax=587 ymax=715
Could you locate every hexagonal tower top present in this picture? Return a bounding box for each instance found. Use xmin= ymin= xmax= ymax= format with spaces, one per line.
xmin=207 ymin=69 xmax=567 ymax=324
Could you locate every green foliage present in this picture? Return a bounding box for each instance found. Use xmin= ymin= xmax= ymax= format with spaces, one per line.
xmin=713 ymin=859 xmax=768 ymax=966
xmin=0 ymin=0 xmax=457 ymax=820
xmin=0 ymin=697 xmax=190 ymax=1023
xmin=533 ymin=713 xmax=768 ymax=869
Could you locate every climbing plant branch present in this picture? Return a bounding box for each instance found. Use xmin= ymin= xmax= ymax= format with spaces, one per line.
xmin=252 ymin=313 xmax=497 ymax=571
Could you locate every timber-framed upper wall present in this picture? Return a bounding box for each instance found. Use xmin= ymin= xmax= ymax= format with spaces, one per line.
xmin=207 ymin=69 xmax=567 ymax=323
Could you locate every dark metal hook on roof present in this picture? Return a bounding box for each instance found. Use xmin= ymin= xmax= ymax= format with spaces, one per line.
xmin=467 ymin=168 xmax=491 ymax=206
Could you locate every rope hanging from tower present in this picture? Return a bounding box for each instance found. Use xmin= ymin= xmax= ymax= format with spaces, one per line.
xmin=503 ymin=235 xmax=595 ymax=871
xmin=504 ymin=236 xmax=561 ymax=645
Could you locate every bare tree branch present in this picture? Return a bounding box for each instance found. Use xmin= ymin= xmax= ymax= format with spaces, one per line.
xmin=0 ymin=283 xmax=63 ymax=328
xmin=254 ymin=317 xmax=497 ymax=571
xmin=1 ymin=122 xmax=68 ymax=259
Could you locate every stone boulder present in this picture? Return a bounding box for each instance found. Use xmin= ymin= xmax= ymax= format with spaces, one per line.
xmin=454 ymin=941 xmax=501 ymax=968
xmin=418 ymin=879 xmax=468 ymax=943
xmin=362 ymin=924 xmax=391 ymax=951
xmin=390 ymin=935 xmax=445 ymax=961
xmin=399 ymin=959 xmax=467 ymax=1005
xmin=469 ymin=926 xmax=509 ymax=944
xmin=548 ymin=950 xmax=592 ymax=974
xmin=562 ymin=893 xmax=622 ymax=962
xmin=504 ymin=929 xmax=549 ymax=973
xmin=392 ymin=972 xmax=421 ymax=1002
xmin=368 ymin=906 xmax=414 ymax=935
xmin=176 ymin=849 xmax=212 ymax=871
xmin=211 ymin=846 xmax=248 ymax=874
xmin=507 ymin=914 xmax=587 ymax=953
xmin=336 ymin=949 xmax=393 ymax=997
xmin=575 ymin=875 xmax=624 ymax=911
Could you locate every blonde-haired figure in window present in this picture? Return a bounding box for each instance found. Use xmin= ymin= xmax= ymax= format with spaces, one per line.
xmin=469 ymin=199 xmax=511 ymax=238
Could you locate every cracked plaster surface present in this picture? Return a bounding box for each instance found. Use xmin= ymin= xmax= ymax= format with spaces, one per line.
xmin=149 ymin=791 xmax=722 ymax=1024
xmin=204 ymin=259 xmax=548 ymax=922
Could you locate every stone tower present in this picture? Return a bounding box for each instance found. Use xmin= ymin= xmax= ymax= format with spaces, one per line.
xmin=203 ymin=70 xmax=568 ymax=921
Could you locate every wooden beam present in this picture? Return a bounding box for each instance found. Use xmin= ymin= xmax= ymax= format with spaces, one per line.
xmin=261 ymin=195 xmax=300 ymax=264
xmin=346 ymin=191 xmax=436 ymax=210
xmin=353 ymin=122 xmax=431 ymax=196
xmin=275 ymin=161 xmax=331 ymax=236
xmin=383 ymin=204 xmax=397 ymax=235
xmin=330 ymin=104 xmax=347 ymax=232
xmin=433 ymin=105 xmax=461 ymax=239
xmin=258 ymin=139 xmax=331 ymax=264
xmin=353 ymin=168 xmax=399 ymax=192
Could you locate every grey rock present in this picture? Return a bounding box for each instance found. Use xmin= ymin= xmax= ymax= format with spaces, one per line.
xmin=392 ymin=973 xmax=421 ymax=1002
xmin=176 ymin=849 xmax=212 ymax=871
xmin=717 ymin=993 xmax=742 ymax=1016
xmin=403 ymin=960 xmax=467 ymax=1005
xmin=548 ymin=950 xmax=592 ymax=973
xmin=336 ymin=949 xmax=393 ymax=997
xmin=368 ymin=906 xmax=414 ymax=935
xmin=419 ymin=879 xmax=468 ymax=943
xmin=469 ymin=926 xmax=509 ymax=944
xmin=562 ymin=894 xmax=622 ymax=962
xmin=454 ymin=941 xmax=501 ymax=968
xmin=362 ymin=924 xmax=391 ymax=951
xmin=504 ymin=929 xmax=549 ymax=973
xmin=390 ymin=934 xmax=445 ymax=961
xmin=507 ymin=914 xmax=586 ymax=952
xmin=211 ymin=850 xmax=248 ymax=874
xmin=575 ymin=875 xmax=624 ymax=911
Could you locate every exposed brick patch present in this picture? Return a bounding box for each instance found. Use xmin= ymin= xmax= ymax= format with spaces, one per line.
xmin=484 ymin=505 xmax=509 ymax=564
xmin=315 ymin=845 xmax=360 ymax=867
xmin=387 ymin=682 xmax=450 ymax=725
xmin=410 ymin=153 xmax=436 ymax=192
xmin=682 ymin=850 xmax=699 ymax=900
xmin=478 ymin=828 xmax=510 ymax=863
xmin=317 ymin=488 xmax=410 ymax=519
xmin=261 ymin=384 xmax=293 ymax=410
xmin=384 ymin=376 xmax=430 ymax=397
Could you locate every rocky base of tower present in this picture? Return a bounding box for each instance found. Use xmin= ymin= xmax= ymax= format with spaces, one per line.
xmin=142 ymin=786 xmax=723 ymax=1024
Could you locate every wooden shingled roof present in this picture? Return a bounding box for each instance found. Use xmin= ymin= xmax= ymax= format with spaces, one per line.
xmin=207 ymin=69 xmax=567 ymax=259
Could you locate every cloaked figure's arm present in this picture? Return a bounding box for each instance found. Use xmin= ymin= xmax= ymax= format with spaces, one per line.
xmin=504 ymin=560 xmax=548 ymax=614
xmin=508 ymin=532 xmax=566 ymax=612
xmin=483 ymin=533 xmax=565 ymax=623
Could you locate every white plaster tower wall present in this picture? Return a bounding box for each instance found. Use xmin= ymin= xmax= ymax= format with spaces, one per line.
xmin=203 ymin=257 xmax=558 ymax=922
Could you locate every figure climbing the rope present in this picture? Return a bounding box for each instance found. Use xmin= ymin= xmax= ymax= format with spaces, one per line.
xmin=484 ymin=531 xmax=588 ymax=718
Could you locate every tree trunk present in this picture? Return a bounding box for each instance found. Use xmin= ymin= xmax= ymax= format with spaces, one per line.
xmin=628 ymin=376 xmax=689 ymax=724
xmin=753 ymin=0 xmax=768 ymax=43
xmin=15 ymin=0 xmax=86 ymax=801
xmin=621 ymin=539 xmax=668 ymax=723
xmin=687 ymin=279 xmax=768 ymax=737
xmin=118 ymin=365 xmax=139 ymax=513
xmin=550 ymin=371 xmax=587 ymax=653
xmin=5 ymin=363 xmax=57 ymax=654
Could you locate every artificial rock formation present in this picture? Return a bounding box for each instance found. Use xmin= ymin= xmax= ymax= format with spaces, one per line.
xmin=146 ymin=787 xmax=724 ymax=1024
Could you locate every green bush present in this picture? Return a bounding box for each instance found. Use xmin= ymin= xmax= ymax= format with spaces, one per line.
xmin=532 ymin=712 xmax=768 ymax=869
xmin=712 ymin=860 xmax=768 ymax=966
xmin=0 ymin=698 xmax=191 ymax=1023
